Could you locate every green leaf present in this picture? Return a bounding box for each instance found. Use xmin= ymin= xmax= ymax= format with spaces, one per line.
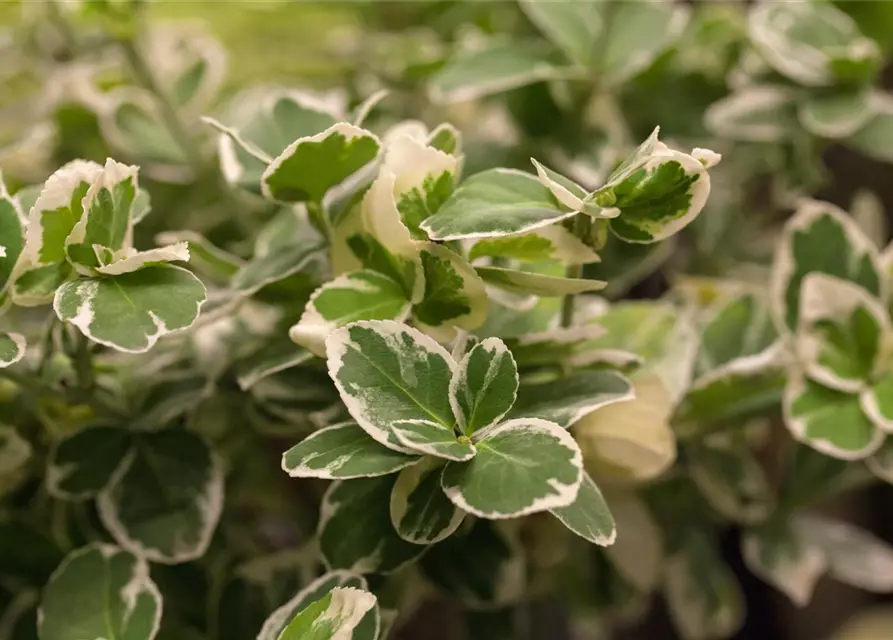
xmin=232 ymin=207 xmax=326 ymax=295
xmin=674 ymin=346 xmax=786 ymax=434
xmin=101 ymin=94 xmax=189 ymax=176
xmin=475 ymin=266 xmax=606 ymax=296
xmin=290 ymin=270 xmax=410 ymax=357
xmin=441 ymin=418 xmax=582 ymax=518
xmin=421 ymin=169 xmax=577 ymax=241
xmin=742 ymin=521 xmax=826 ymax=607
xmin=749 ymin=0 xmax=881 ymax=87
xmin=319 ymin=476 xmax=425 ymax=574
xmin=97 ymin=429 xmax=223 ymax=564
xmin=93 ymin=243 xmax=191 ymax=277
xmin=0 ymin=425 xmax=31 ymax=482
xmin=279 ymin=587 xmax=377 ymax=640
xmin=427 ymin=123 xmax=462 ymax=156
xmin=282 ymin=421 xmax=420 ymax=480
xmin=530 ymin=159 xmax=613 ymax=218
xmin=549 ymin=471 xmax=616 ymax=547
xmin=64 ymin=159 xmax=138 ymax=275
xmin=0 ymin=175 xmax=25 ymax=295
xmin=598 ymin=1 xmax=690 ymax=86
xmin=847 ymin=95 xmax=893 ymax=162
xmin=664 ymin=534 xmax=745 ymax=640
xmin=38 ymin=544 xmax=161 ymax=640
xmin=861 ymin=369 xmax=893 ymax=432
xmin=450 ymin=337 xmax=518 ymax=435
xmin=608 ymin=150 xmax=711 ymax=244
xmin=155 ymin=230 xmax=244 ymax=284
xmin=0 ymin=332 xmax=25 ymax=368
xmin=429 ymin=40 xmax=569 ymax=104
xmin=326 ymin=320 xmax=457 ymax=453
xmin=697 ymin=290 xmax=778 ymax=373
xmin=412 ymin=243 xmax=488 ymax=335
xmin=795 ymin=273 xmax=888 ymax=392
xmin=53 ymin=265 xmax=207 ymax=353
xmin=705 ymin=85 xmax=799 ymax=143
xmin=518 ymin=0 xmax=602 ymax=67
xmin=799 ymin=87 xmax=878 ymax=139
xmin=47 ymin=426 xmax=132 ymax=501
xmin=784 ymin=375 xmax=883 ymax=460
xmin=689 ymin=437 xmax=774 ymax=524
xmin=509 ymin=369 xmax=633 ymax=429
xmin=257 ymin=571 xmax=371 ymax=640
xmin=391 ymin=419 xmax=476 ymax=461
xmin=261 ymin=123 xmax=380 ymax=203
xmin=10 ymin=159 xmax=100 ymax=306
xmin=234 ymin=342 xmax=313 ymax=391
xmin=390 ymin=459 xmax=465 ymax=545
xmin=421 ymin=519 xmax=526 ymax=609
xmin=794 ymin=514 xmax=893 ymax=592
xmin=213 ymin=87 xmax=341 ymax=194
xmin=468 ymin=224 xmax=600 ymax=264
xmin=771 ymin=199 xmax=884 ymax=334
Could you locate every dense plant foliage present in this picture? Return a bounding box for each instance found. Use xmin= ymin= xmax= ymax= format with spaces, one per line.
xmin=2 ymin=1 xmax=893 ymax=639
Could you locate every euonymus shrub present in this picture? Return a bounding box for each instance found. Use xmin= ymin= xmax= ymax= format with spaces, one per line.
xmin=4 ymin=1 xmax=893 ymax=639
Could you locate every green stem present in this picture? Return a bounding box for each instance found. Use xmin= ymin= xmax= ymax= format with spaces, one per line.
xmin=73 ymin=333 xmax=94 ymax=394
xmin=560 ymin=263 xmax=583 ymax=328
xmin=307 ymin=200 xmax=332 ymax=242
xmin=118 ymin=37 xmax=205 ymax=170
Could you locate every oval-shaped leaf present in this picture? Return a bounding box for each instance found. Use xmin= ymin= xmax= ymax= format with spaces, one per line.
xmin=421 ymin=169 xmax=577 ymax=241
xmin=97 ymin=429 xmax=224 ymax=564
xmin=549 ymin=471 xmax=616 ymax=547
xmin=861 ymin=370 xmax=893 ymax=432
xmin=54 ymin=265 xmax=207 ymax=354
xmin=0 ymin=174 xmax=25 ymax=295
xmin=441 ymin=418 xmax=583 ymax=519
xmin=475 ymin=266 xmax=606 ymax=296
xmin=784 ymin=375 xmax=883 ymax=461
xmin=450 ymin=337 xmax=518 ymax=435
xmin=0 ymin=332 xmax=25 ymax=368
xmin=742 ymin=521 xmax=826 ymax=607
xmin=705 ymin=85 xmax=799 ymax=143
xmin=326 ymin=320 xmax=457 ymax=453
xmin=391 ymin=419 xmax=476 ymax=461
xmin=282 ymin=421 xmax=420 ymax=480
xmin=38 ymin=544 xmax=162 ymax=640
xmin=279 ymin=587 xmax=377 ymax=640
xmin=47 ymin=426 xmax=132 ymax=501
xmin=390 ymin=459 xmax=465 ymax=545
xmin=318 ymin=476 xmax=425 ymax=574
xmin=799 ymin=87 xmax=878 ymax=139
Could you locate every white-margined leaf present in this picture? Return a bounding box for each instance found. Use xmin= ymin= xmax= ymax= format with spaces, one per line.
xmin=784 ymin=374 xmax=883 ymax=461
xmin=213 ymin=86 xmax=344 ymax=193
xmin=97 ymin=429 xmax=223 ymax=564
xmin=705 ymin=85 xmax=799 ymax=143
xmin=867 ymin=439 xmax=893 ymax=484
xmin=391 ymin=419 xmax=476 ymax=462
xmin=664 ymin=534 xmax=745 ymax=640
xmin=794 ymin=514 xmax=893 ymax=592
xmin=518 ymin=0 xmax=603 ymax=67
xmin=232 ymin=206 xmax=326 ymax=295
xmin=576 ymin=372 xmax=677 ymax=482
xmin=509 ymin=369 xmax=633 ymax=429
xmin=696 ymin=288 xmax=778 ymax=374
xmin=468 ymin=223 xmax=600 ymax=264
xmin=47 ymin=426 xmax=132 ymax=501
xmin=318 ymin=476 xmax=425 ymax=574
xmin=326 ymin=320 xmax=457 ymax=453
xmin=449 ymin=337 xmax=518 ymax=435
xmin=847 ymin=94 xmax=893 ymax=164
xmin=38 ymin=544 xmax=162 ymax=640
xmin=390 ymin=458 xmax=466 ymax=545
xmin=290 ymin=270 xmax=410 ymax=357
xmin=282 ymin=421 xmax=420 ymax=480
xmin=607 ymin=148 xmax=713 ymax=244
xmin=742 ymin=521 xmax=826 ymax=607
xmin=421 ymin=169 xmax=577 ymax=241
xmin=412 ymin=243 xmax=488 ymax=337
xmin=550 ymin=471 xmax=616 ymax=547
xmin=147 ymin=25 xmax=227 ymax=114
xmin=861 ymin=370 xmax=893 ymax=433
xmin=53 ymin=265 xmax=207 ymax=353
xmin=475 ymin=265 xmax=606 ymax=296
xmin=257 ymin=571 xmax=373 ymax=640
xmin=234 ymin=341 xmax=313 ymax=391
xmin=261 ymin=123 xmax=380 ymax=204
xmin=749 ymin=1 xmax=881 ymax=87
xmin=0 ymin=332 xmax=25 ymax=368
xmin=796 ymin=273 xmax=888 ymax=393
xmin=799 ymin=87 xmax=878 ymax=139
xmin=441 ymin=418 xmax=582 ymax=519
xmin=279 ymin=587 xmax=377 ymax=640
xmin=770 ymin=199 xmax=884 ymax=335
xmin=64 ymin=158 xmax=138 ymax=275
xmin=155 ymin=230 xmax=244 ymax=284
xmin=428 ymin=40 xmax=570 ymax=104
xmin=0 ymin=174 xmax=25 ymax=297
xmin=530 ymin=159 xmax=614 ymax=218
xmin=94 ymin=242 xmax=190 ymax=277
xmin=603 ymin=489 xmax=664 ymax=592
xmin=10 ymin=159 xmax=101 ymax=306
